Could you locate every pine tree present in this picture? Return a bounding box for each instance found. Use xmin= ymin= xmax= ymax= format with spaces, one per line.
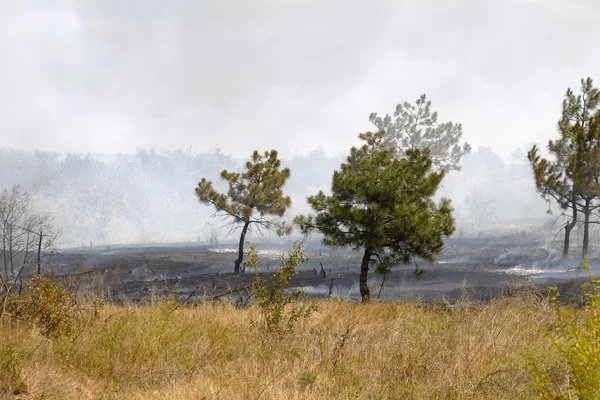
xmin=295 ymin=131 xmax=455 ymax=302
xmin=528 ymin=77 xmax=600 ymax=258
xmin=369 ymin=94 xmax=471 ymax=172
xmin=195 ymin=150 xmax=292 ymax=273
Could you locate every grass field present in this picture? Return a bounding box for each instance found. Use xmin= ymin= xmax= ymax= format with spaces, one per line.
xmin=1 ymin=285 xmax=584 ymax=400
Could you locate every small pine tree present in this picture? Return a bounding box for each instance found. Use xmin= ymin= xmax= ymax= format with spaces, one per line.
xmin=195 ymin=150 xmax=292 ymax=273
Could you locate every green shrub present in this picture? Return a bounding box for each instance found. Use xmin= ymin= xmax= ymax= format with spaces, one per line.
xmin=245 ymin=241 xmax=317 ymax=336
xmin=530 ymin=260 xmax=600 ymax=399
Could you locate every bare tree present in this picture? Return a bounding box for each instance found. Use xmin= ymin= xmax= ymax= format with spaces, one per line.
xmin=67 ymin=166 xmax=130 ymax=245
xmin=463 ymin=185 xmax=497 ymax=228
xmin=205 ymin=221 xmax=220 ymax=247
xmin=0 ymin=185 xmax=58 ymax=283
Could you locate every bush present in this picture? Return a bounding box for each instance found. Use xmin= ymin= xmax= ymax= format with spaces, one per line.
xmin=530 ymin=260 xmax=600 ymax=399
xmin=245 ymin=241 xmax=317 ymax=336
xmin=20 ymin=274 xmax=77 ymax=337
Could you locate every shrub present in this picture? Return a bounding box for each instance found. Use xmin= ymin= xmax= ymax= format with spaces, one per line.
xmin=530 ymin=260 xmax=600 ymax=399
xmin=245 ymin=241 xmax=317 ymax=336
xmin=21 ymin=274 xmax=77 ymax=337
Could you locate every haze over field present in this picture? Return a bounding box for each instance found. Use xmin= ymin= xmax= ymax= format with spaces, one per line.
xmin=0 ymin=0 xmax=599 ymax=247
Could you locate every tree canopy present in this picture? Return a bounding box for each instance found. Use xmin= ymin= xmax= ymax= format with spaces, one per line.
xmin=295 ymin=131 xmax=455 ymax=302
xmin=369 ymin=94 xmax=471 ymax=172
xmin=195 ymin=150 xmax=292 ymax=273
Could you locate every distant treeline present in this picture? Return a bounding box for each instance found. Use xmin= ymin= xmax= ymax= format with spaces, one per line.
xmin=0 ymin=145 xmax=547 ymax=247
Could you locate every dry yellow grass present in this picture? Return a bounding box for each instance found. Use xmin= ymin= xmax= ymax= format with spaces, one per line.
xmin=0 ymin=293 xmax=568 ymax=399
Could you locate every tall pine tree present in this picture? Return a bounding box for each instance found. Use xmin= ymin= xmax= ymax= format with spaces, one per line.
xmin=529 ymin=77 xmax=600 ymax=258
xmin=295 ymin=131 xmax=455 ymax=302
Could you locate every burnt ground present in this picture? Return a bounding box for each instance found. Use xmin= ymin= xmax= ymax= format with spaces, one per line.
xmin=34 ymin=234 xmax=600 ymax=304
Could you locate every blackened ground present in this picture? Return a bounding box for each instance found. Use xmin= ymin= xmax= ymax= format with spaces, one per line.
xmin=36 ymin=235 xmax=600 ymax=304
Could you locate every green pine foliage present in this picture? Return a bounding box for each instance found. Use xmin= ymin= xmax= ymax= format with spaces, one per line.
xmin=195 ymin=150 xmax=293 ymax=273
xmin=528 ymin=77 xmax=600 ymax=258
xmin=295 ymin=131 xmax=455 ymax=302
xmin=369 ymin=94 xmax=471 ymax=172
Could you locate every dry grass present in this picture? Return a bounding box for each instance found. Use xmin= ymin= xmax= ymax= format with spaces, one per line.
xmin=0 ymin=293 xmax=568 ymax=399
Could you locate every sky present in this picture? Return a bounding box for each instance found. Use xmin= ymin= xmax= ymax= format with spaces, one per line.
xmin=1 ymin=0 xmax=599 ymax=161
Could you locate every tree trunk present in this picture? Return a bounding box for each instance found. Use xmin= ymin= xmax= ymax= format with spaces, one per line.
xmin=22 ymin=231 xmax=30 ymax=273
xmin=359 ymin=249 xmax=371 ymax=302
xmin=564 ymin=222 xmax=575 ymax=259
xmin=377 ymin=273 xmax=387 ymax=300
xmin=583 ymin=198 xmax=591 ymax=259
xmin=563 ymin=196 xmax=578 ymax=259
xmin=233 ymin=221 xmax=250 ymax=274
xmin=37 ymin=230 xmax=43 ymax=275
xmin=2 ymin=237 xmax=7 ymax=279
xmin=8 ymin=231 xmax=13 ymax=277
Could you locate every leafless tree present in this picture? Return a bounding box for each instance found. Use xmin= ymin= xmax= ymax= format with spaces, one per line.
xmin=205 ymin=221 xmax=220 ymax=247
xmin=67 ymin=166 xmax=130 ymax=245
xmin=463 ymin=185 xmax=498 ymax=228
xmin=0 ymin=185 xmax=58 ymax=283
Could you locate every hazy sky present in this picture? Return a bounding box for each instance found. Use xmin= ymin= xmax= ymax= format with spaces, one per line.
xmin=1 ymin=0 xmax=599 ymax=160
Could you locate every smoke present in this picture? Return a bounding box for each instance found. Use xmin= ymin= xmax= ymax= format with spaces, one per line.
xmin=0 ymin=141 xmax=557 ymax=249
xmin=1 ymin=0 xmax=599 ymax=249
xmin=1 ymin=1 xmax=599 ymax=160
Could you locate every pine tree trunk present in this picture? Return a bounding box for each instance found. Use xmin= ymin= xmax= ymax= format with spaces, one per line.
xmin=564 ymin=223 xmax=572 ymax=259
xmin=563 ymin=197 xmax=578 ymax=259
xmin=233 ymin=221 xmax=250 ymax=274
xmin=377 ymin=273 xmax=387 ymax=300
xmin=583 ymin=198 xmax=591 ymax=259
xmin=359 ymin=249 xmax=371 ymax=302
